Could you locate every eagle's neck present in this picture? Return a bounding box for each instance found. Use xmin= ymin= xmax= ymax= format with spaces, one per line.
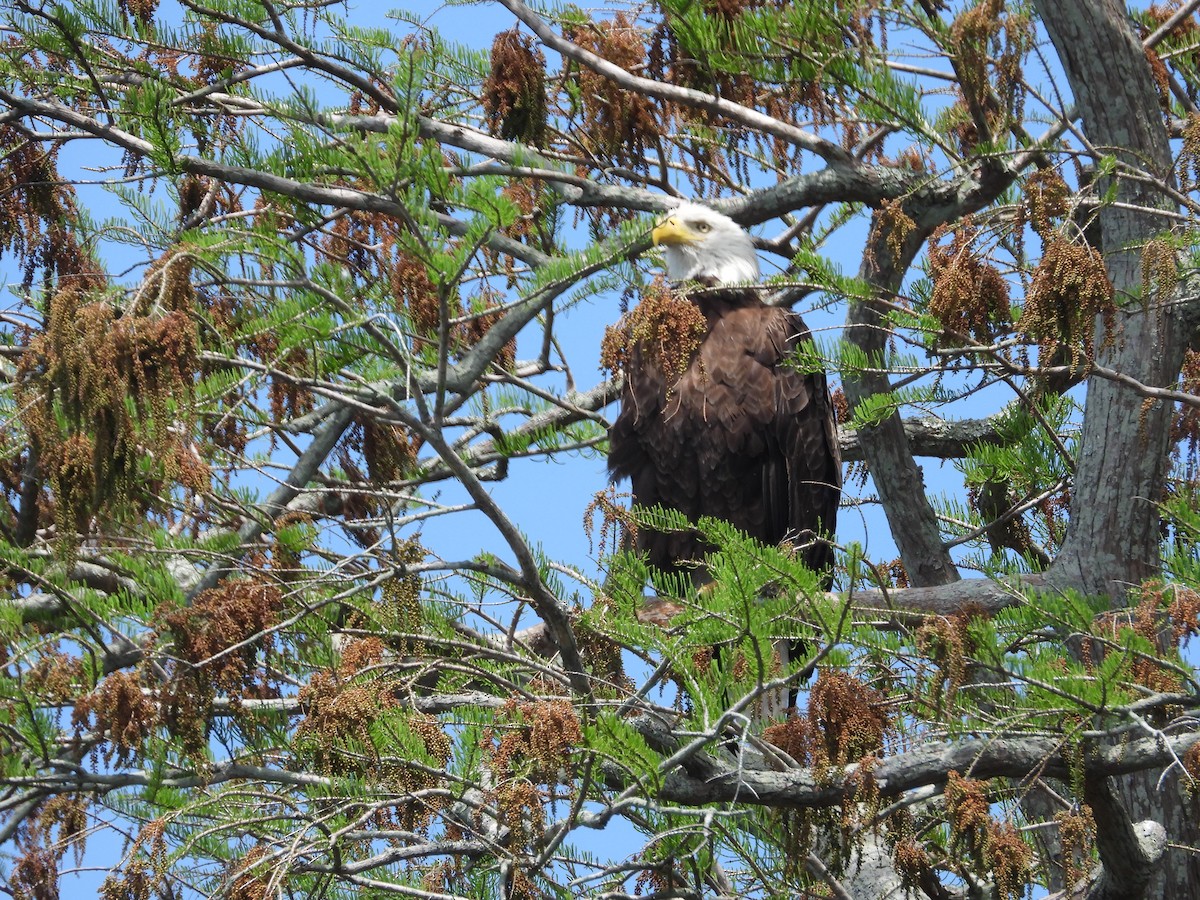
xmin=663 ymin=241 xmax=759 ymax=285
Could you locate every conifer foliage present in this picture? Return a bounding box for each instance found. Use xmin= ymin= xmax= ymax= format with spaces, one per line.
xmin=1 ymin=1 xmax=1200 ymax=897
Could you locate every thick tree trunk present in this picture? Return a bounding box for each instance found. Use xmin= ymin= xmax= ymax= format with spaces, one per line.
xmin=844 ymin=227 xmax=961 ymax=588
xmin=1035 ymin=0 xmax=1182 ymax=600
xmin=1033 ymin=2 xmax=1195 ymax=897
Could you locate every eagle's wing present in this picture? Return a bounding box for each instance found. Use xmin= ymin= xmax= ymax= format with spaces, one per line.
xmin=761 ymin=308 xmax=842 ymax=579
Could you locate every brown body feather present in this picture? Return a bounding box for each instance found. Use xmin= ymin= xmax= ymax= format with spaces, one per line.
xmin=608 ymin=287 xmax=841 ymax=584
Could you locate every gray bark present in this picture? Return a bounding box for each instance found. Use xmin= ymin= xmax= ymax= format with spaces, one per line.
xmin=1035 ymin=0 xmax=1182 ymax=599
xmin=1083 ymin=775 xmax=1168 ymax=900
xmin=1033 ymin=2 xmax=1195 ymax=897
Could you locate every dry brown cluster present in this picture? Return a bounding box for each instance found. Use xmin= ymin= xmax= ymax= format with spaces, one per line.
xmin=488 ymin=697 xmax=582 ymax=783
xmin=1055 ymin=805 xmax=1096 ymax=893
xmin=927 ymin=222 xmax=1012 ymax=344
xmin=574 ymin=604 xmax=632 ymax=696
xmin=382 ymin=559 xmax=425 ymax=657
xmin=886 ymin=557 xmax=910 ymax=589
xmin=463 ymin=290 xmax=518 ymax=371
xmin=915 ymin=610 xmax=979 ymax=711
xmin=296 ymin=667 xmax=398 ymax=776
xmin=322 ymin=209 xmax=451 ymax=346
xmin=391 ymin=249 xmax=443 ymax=333
xmin=114 ymin=580 xmax=283 ymax=758
xmin=600 ymin=278 xmax=706 ymax=383
xmin=950 ymin=0 xmax=1003 ymax=109
xmin=1144 ymin=42 xmax=1174 ymax=111
xmin=1148 ymin=3 xmax=1200 ymax=55
xmin=648 ymin=2 xmax=759 ymax=111
xmin=177 ymin=174 xmax=208 ymax=221
xmin=762 ymin=670 xmax=891 ymax=769
xmin=265 ymin=342 xmax=314 ymax=425
xmin=967 ymin=478 xmax=1039 ymax=562
xmin=495 ymin=780 xmax=547 ymax=851
xmin=7 ymin=793 xmax=89 ymax=900
xmin=1141 ymin=1 xmax=1198 ymax=112
xmin=190 ymin=20 xmax=248 ymax=89
xmin=489 ymin=179 xmax=551 ymax=285
xmin=100 ymin=858 xmax=160 ymax=900
xmin=633 ymin=862 xmax=686 ymax=898
xmin=476 ymin=701 xmax=582 ymax=878
xmin=407 ymin=712 xmax=453 ymax=767
xmin=482 ymin=29 xmax=548 ymax=145
xmin=892 ymin=832 xmax=934 ymax=892
xmin=1156 ymin=580 xmax=1200 ymax=646
xmin=73 ymin=669 xmax=157 ymax=765
xmin=346 ymin=75 xmax=397 ymax=118
xmin=1179 ymin=113 xmax=1200 ymax=193
xmin=1019 ymin=237 xmax=1114 ymax=366
xmin=15 ymin=248 xmax=203 ymax=543
xmin=985 ymin=821 xmax=1034 ymax=900
xmin=647 ymin=0 xmax=869 ymax=180
xmin=583 ymin=484 xmax=635 ymax=559
xmin=296 ymin=618 xmax=450 ymax=812
xmin=0 ymin=124 xmax=85 ymax=291
xmin=339 ymin=635 xmax=388 ymax=674
xmin=1035 ymin=490 xmax=1070 ymax=550
xmin=945 ymin=770 xmax=989 ymax=848
xmin=390 ymin=249 xmax=516 ymax=369
xmin=1084 ymin=584 xmax=1186 ymax=694
xmin=565 ymin=14 xmax=662 ymax=163
xmin=10 ymin=846 xmax=59 ymax=900
xmin=24 ymin=651 xmax=83 ymax=704
xmin=226 ymin=846 xmax=271 ymax=900
xmin=1171 ymin=351 xmax=1200 ymax=492
xmin=1142 ymin=237 xmax=1180 ymax=302
xmin=1021 ymin=169 xmax=1070 ymax=238
xmin=945 ymin=0 xmax=1033 ymax=150
xmin=808 ymin=669 xmax=892 ymax=765
xmin=117 ymin=0 xmax=157 ymax=25
xmin=876 ymin=198 xmax=917 ymax=266
xmin=393 ymin=712 xmax=454 ymax=833
xmin=99 ymin=821 xmax=168 ymax=900
xmin=761 ymin=671 xmax=893 ymax=881
xmin=1184 ymin=742 xmax=1200 ymax=791
xmin=359 ymin=417 xmax=421 ymax=485
xmin=162 ymin=581 xmax=282 ymax=692
xmin=336 ymin=425 xmax=425 ymax=547
xmin=502 ymin=859 xmax=543 ymax=900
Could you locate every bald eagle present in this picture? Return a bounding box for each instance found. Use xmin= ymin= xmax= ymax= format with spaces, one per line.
xmin=609 ymin=201 xmax=841 ymax=597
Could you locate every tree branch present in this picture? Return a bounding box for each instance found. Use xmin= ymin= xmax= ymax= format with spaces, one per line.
xmin=494 ymin=0 xmax=850 ymax=163
xmin=626 ymin=716 xmax=1200 ymax=811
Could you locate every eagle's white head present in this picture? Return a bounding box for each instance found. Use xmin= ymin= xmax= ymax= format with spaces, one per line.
xmin=651 ymin=202 xmax=760 ymax=286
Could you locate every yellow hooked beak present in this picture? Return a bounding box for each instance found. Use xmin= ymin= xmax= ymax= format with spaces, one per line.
xmin=651 ymin=216 xmax=697 ymax=247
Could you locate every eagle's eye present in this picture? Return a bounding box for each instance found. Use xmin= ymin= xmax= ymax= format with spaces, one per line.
xmin=694 ymin=221 xmax=712 ymax=233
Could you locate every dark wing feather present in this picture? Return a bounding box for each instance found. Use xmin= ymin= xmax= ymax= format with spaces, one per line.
xmin=608 ymin=288 xmax=840 ymax=582
xmin=770 ymin=309 xmax=842 ymax=581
